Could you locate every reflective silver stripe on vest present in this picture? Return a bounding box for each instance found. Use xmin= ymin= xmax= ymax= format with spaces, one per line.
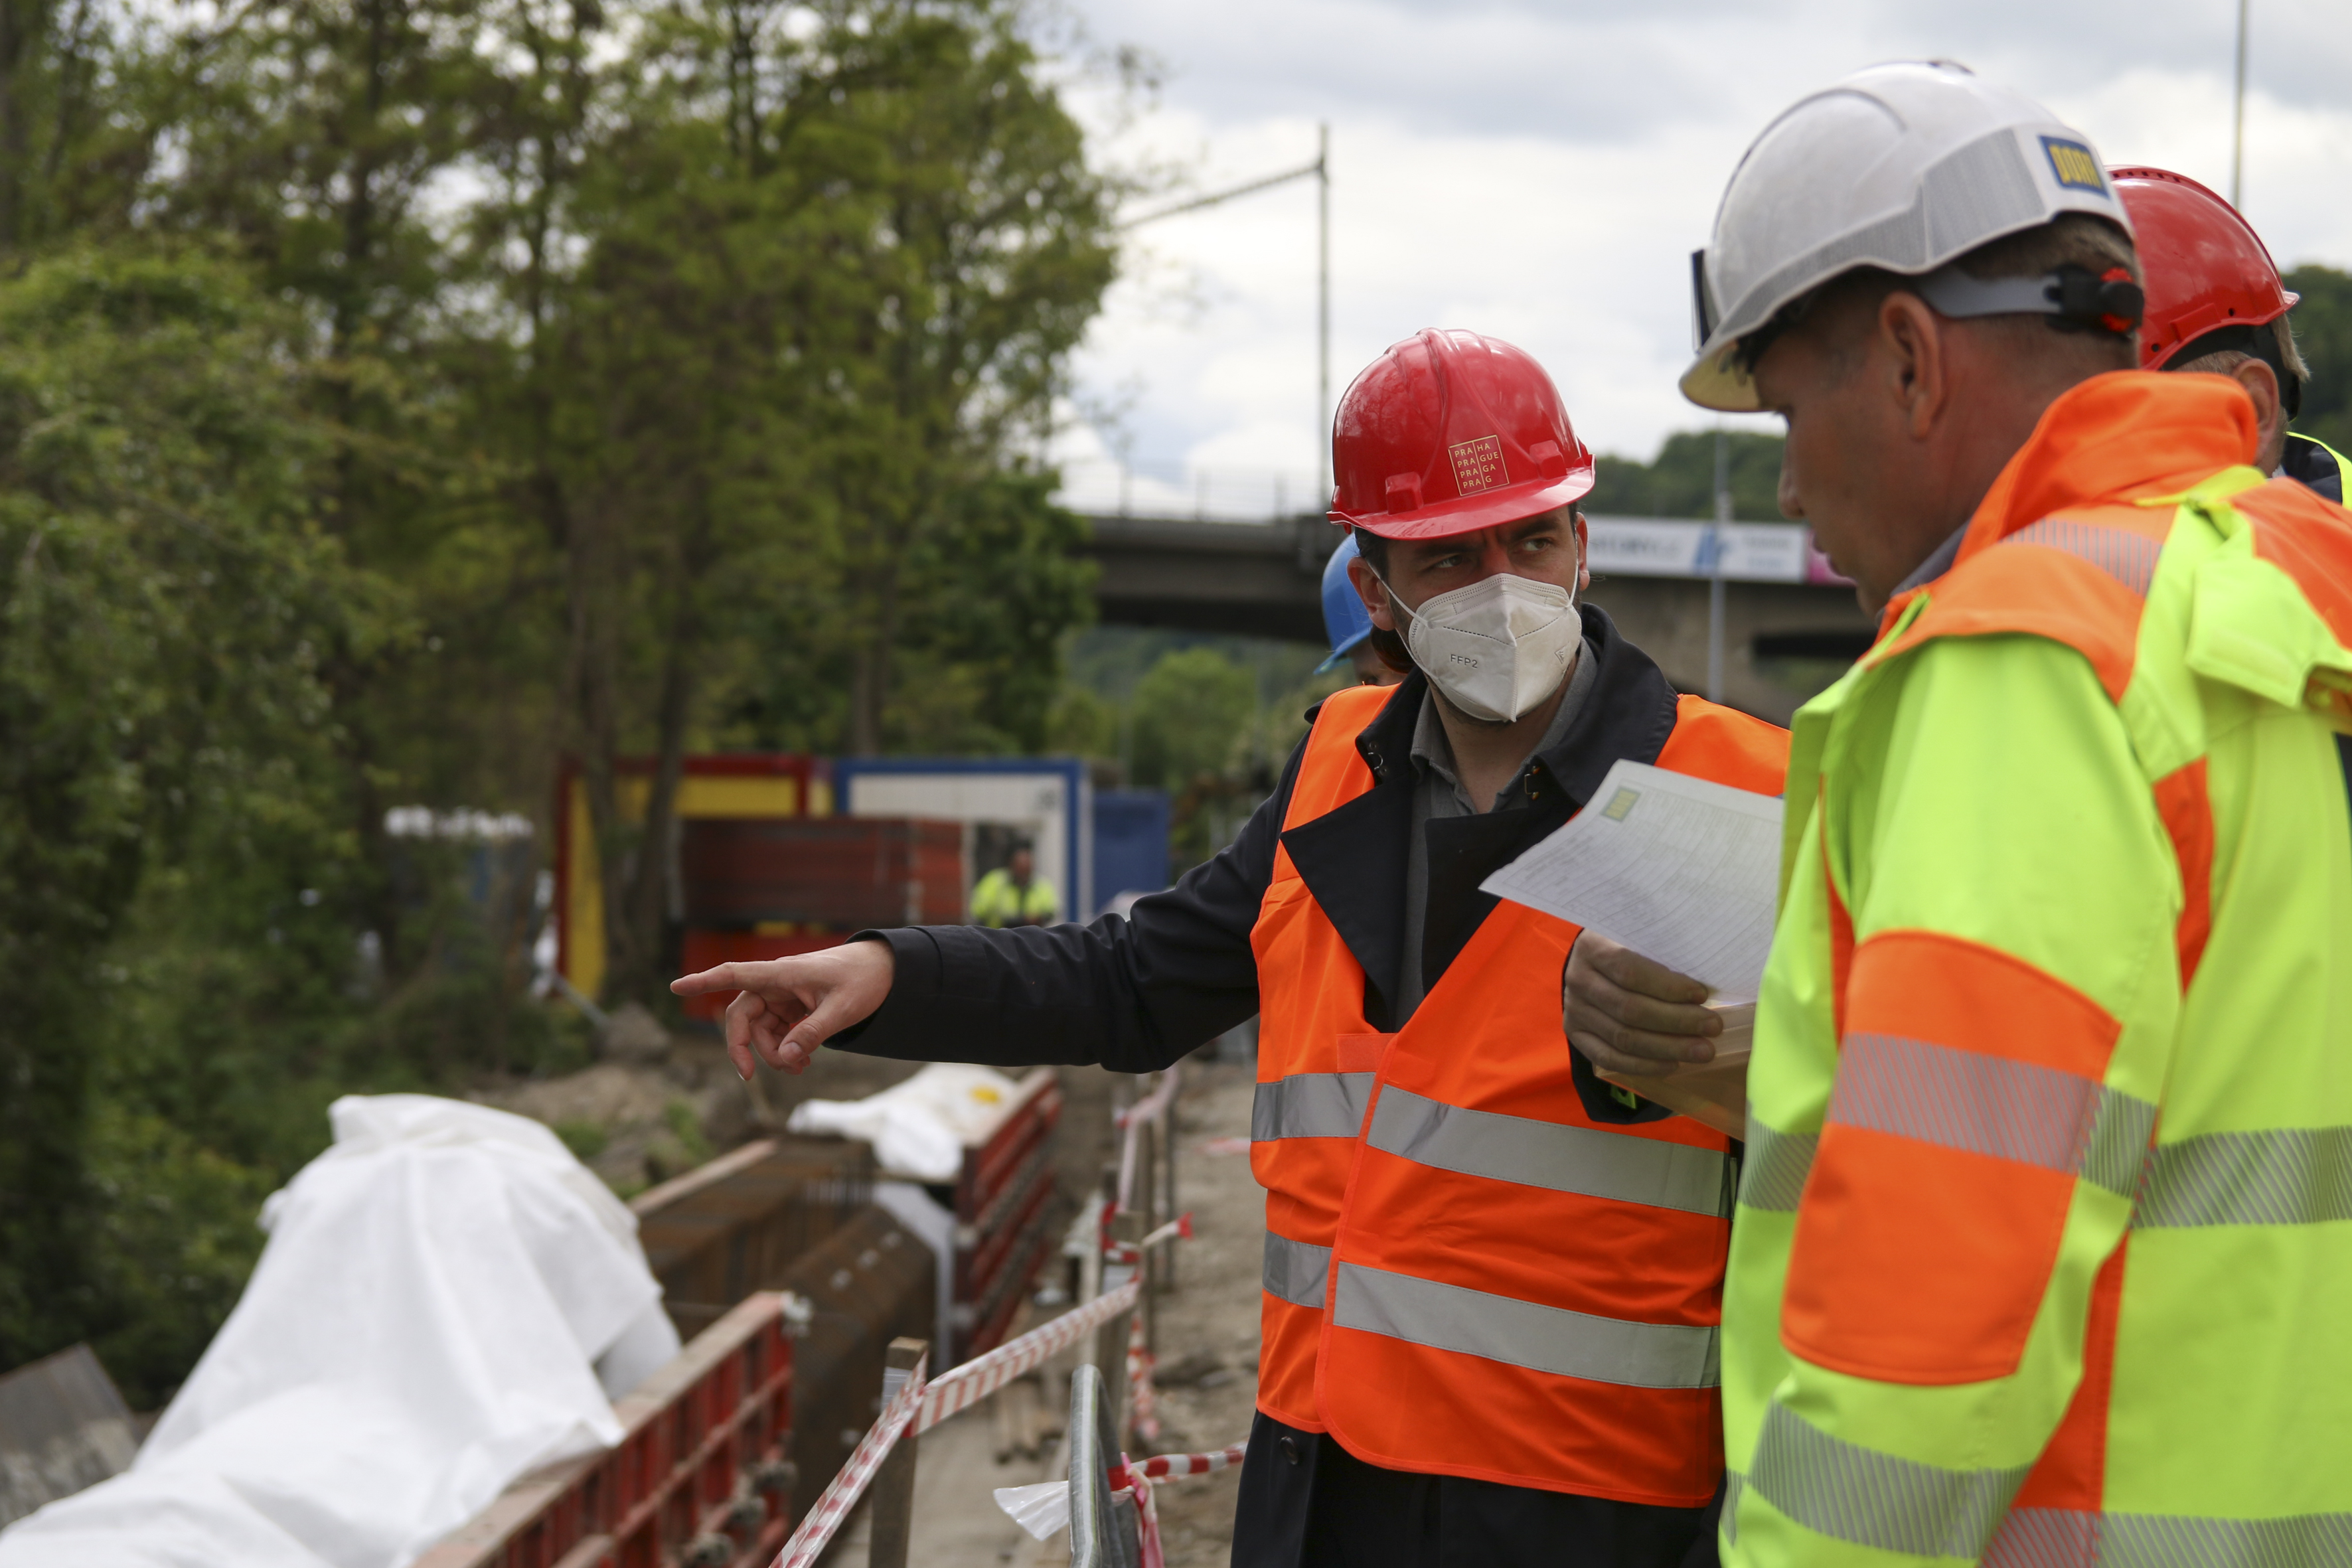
xmin=2006 ymin=517 xmax=2163 ymax=599
xmin=1262 ymin=1233 xmax=1332 ymax=1309
xmin=1252 ymin=1072 xmax=1375 ymax=1142
xmin=1330 ymin=1262 xmax=1719 ymax=1389
xmin=1364 ymin=1086 xmax=1733 ymax=1216
xmin=1749 ymin=1402 xmax=2027 ymax=1560
xmin=1986 ymin=1506 xmax=2352 ymax=1566
xmin=1721 ymin=1471 xmax=1745 ymax=1547
xmin=1831 ymin=1032 xmax=2155 ymax=1198
xmin=2133 ymin=1125 xmax=2352 ymax=1228
xmin=1739 ymin=1117 xmax=1818 ymax=1212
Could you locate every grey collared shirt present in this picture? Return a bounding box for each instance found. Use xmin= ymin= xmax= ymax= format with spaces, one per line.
xmin=1394 ymin=639 xmax=1599 ymax=1021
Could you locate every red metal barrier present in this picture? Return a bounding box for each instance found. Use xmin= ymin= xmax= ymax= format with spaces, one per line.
xmin=414 ymin=1294 xmax=795 ymax=1568
xmin=949 ymin=1071 xmax=1065 ymax=1362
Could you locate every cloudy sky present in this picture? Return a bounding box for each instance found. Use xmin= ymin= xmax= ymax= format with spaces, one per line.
xmin=1042 ymin=0 xmax=2352 ymax=519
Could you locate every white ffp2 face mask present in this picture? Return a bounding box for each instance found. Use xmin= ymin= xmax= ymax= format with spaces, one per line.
xmin=1393 ymin=572 xmax=1579 ymax=723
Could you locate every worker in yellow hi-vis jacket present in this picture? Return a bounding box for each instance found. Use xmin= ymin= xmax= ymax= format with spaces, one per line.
xmin=1568 ymin=60 xmax=2352 ymax=1565
xmin=969 ymin=841 xmax=1057 ymax=927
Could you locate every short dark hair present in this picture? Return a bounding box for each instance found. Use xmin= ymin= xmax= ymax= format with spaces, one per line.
xmin=1737 ymin=213 xmax=2141 ymax=379
xmin=1346 ymin=531 xmax=1413 ymax=672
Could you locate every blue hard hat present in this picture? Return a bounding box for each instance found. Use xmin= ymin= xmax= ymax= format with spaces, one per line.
xmin=1316 ymin=532 xmax=1374 ymax=672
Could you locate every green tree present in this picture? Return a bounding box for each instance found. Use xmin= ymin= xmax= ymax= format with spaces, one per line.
xmin=1129 ymin=647 xmax=1255 ymax=789
xmin=0 ymin=0 xmax=160 ymax=256
xmin=2286 ymin=265 xmax=2352 ymax=459
xmin=538 ymin=0 xmax=1119 ymax=996
xmin=1587 ymin=430 xmax=1785 ymax=521
xmin=0 ymin=247 xmax=375 ymax=1384
xmin=791 ymin=0 xmax=1120 ymax=755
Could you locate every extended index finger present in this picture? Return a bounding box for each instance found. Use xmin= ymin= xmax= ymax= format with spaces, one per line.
xmin=672 ymin=962 xmax=756 ymax=997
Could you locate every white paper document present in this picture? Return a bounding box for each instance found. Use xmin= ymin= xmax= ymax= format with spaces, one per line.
xmin=1481 ymin=759 xmax=1785 ymax=1002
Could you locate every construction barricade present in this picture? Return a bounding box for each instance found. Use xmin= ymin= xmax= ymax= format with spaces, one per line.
xmin=414 ymin=1292 xmax=796 ymax=1568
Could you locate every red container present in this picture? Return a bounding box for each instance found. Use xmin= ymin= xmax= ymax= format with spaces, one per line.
xmin=678 ymin=818 xmax=967 ymax=929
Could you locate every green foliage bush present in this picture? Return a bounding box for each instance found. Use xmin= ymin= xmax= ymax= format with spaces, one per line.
xmin=0 ymin=0 xmax=1124 ymax=1406
xmin=2286 ymin=266 xmax=2352 ymax=458
xmin=1129 ymin=648 xmax=1259 ymax=791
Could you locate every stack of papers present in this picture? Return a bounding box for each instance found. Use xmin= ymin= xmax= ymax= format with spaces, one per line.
xmin=1482 ymin=759 xmax=1784 ymax=1137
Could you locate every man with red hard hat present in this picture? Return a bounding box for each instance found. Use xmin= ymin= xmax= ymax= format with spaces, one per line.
xmin=2114 ymin=165 xmax=2350 ymax=502
xmin=672 ymin=327 xmax=1785 ymax=1567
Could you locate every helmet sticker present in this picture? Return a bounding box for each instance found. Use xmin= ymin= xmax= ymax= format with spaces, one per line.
xmin=1447 ymin=435 xmax=1507 ymax=497
xmin=2041 ymin=137 xmax=2106 ymax=195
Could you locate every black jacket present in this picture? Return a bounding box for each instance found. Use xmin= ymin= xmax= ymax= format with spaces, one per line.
xmin=842 ymin=603 xmax=1680 ymax=1128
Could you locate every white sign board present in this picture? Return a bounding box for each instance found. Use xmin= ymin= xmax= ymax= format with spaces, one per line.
xmin=1583 ymin=517 xmax=1812 ymax=584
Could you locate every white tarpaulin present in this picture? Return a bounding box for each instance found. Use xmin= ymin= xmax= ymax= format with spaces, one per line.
xmin=785 ymin=1062 xmax=1026 ymax=1182
xmin=0 ymin=1095 xmax=680 ymax=1568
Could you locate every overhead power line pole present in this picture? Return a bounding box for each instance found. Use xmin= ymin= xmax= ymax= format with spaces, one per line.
xmin=1318 ymin=123 xmax=1331 ymax=514
xmin=1120 ymin=128 xmax=1332 ymax=516
xmin=1708 ymin=430 xmax=1729 ymax=703
xmin=2232 ymin=0 xmax=2251 ymax=208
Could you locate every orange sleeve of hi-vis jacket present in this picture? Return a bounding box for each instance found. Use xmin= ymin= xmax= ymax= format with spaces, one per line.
xmin=1782 ymin=931 xmax=2124 ymax=1385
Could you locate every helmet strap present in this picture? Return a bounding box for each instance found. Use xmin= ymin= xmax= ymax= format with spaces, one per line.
xmin=1913 ymin=263 xmax=2145 ymax=338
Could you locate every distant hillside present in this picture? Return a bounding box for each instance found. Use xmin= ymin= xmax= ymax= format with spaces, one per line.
xmin=1587 ymin=430 xmax=1786 ymax=522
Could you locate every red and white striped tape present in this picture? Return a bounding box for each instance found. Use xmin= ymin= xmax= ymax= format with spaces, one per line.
xmin=994 ymin=1440 xmax=1251 ymax=1547
xmin=915 ymin=1277 xmax=1142 ymax=1433
xmin=1113 ymin=1443 xmax=1248 ymax=1488
xmin=771 ymin=1348 xmax=929 ymax=1568
xmin=1117 ymin=1065 xmax=1179 ymax=1209
xmin=1126 ymin=1312 xmax=1160 ymax=1444
xmin=1105 ymin=1210 xmax=1194 ymax=1265
xmin=1117 ymin=1442 xmax=1247 ymax=1568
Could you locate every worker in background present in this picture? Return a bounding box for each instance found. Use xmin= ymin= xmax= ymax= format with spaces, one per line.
xmin=2112 ymin=165 xmax=2351 ymax=502
xmin=1316 ymin=531 xmax=1403 ymax=686
xmin=1567 ymin=61 xmax=2352 ymax=1564
xmin=969 ymin=840 xmax=1057 ymax=927
xmin=677 ymin=328 xmax=1789 ymax=1568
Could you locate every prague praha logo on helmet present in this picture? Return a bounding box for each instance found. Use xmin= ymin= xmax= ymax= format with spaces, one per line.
xmin=2040 ymin=137 xmax=2106 ymax=195
xmin=1447 ymin=434 xmax=1508 ymax=497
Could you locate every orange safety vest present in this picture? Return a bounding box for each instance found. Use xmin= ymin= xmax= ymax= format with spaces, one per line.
xmin=1249 ymin=680 xmax=1789 ymax=1508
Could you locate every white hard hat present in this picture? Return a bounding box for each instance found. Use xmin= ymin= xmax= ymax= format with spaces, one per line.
xmin=1683 ymin=61 xmax=2136 ymax=411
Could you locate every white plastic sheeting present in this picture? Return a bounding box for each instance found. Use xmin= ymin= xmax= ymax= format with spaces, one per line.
xmin=0 ymin=1095 xmax=680 ymax=1568
xmin=785 ymin=1062 xmax=1025 ymax=1182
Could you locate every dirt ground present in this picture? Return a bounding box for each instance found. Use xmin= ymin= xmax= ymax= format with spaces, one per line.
xmin=830 ymin=1057 xmax=1265 ymax=1568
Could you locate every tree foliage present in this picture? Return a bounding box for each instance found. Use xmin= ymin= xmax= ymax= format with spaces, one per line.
xmin=0 ymin=0 xmax=1122 ymax=1402
xmin=1587 ymin=430 xmax=1786 ymax=522
xmin=2286 ymin=265 xmax=2352 ymax=459
xmin=0 ymin=249 xmax=377 ymax=1393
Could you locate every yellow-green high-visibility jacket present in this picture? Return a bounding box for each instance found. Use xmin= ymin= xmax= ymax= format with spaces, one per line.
xmin=2284 ymin=430 xmax=2351 ymax=507
xmin=971 ymin=866 xmax=1059 ymax=927
xmin=1725 ymin=370 xmax=2352 ymax=1567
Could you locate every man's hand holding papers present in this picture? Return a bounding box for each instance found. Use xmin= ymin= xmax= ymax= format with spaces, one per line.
xmin=1480 ymin=759 xmax=1784 ymax=1138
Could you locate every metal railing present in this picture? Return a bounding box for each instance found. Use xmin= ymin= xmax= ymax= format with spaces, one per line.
xmin=1064 ymin=1363 xmax=1140 ymax=1568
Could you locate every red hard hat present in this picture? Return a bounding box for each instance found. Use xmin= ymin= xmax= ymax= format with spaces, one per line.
xmin=2111 ymin=167 xmax=2298 ymax=371
xmin=1329 ymin=329 xmax=1594 ymax=540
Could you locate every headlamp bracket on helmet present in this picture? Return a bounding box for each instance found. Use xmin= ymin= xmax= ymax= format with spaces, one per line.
xmin=1913 ymin=263 xmax=2145 ymax=337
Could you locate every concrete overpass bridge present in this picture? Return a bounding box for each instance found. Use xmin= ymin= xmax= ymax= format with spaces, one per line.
xmin=1079 ymin=512 xmax=1877 ymax=726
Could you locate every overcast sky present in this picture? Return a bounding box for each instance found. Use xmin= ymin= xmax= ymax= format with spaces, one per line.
xmin=1044 ymin=0 xmax=2352 ymax=518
